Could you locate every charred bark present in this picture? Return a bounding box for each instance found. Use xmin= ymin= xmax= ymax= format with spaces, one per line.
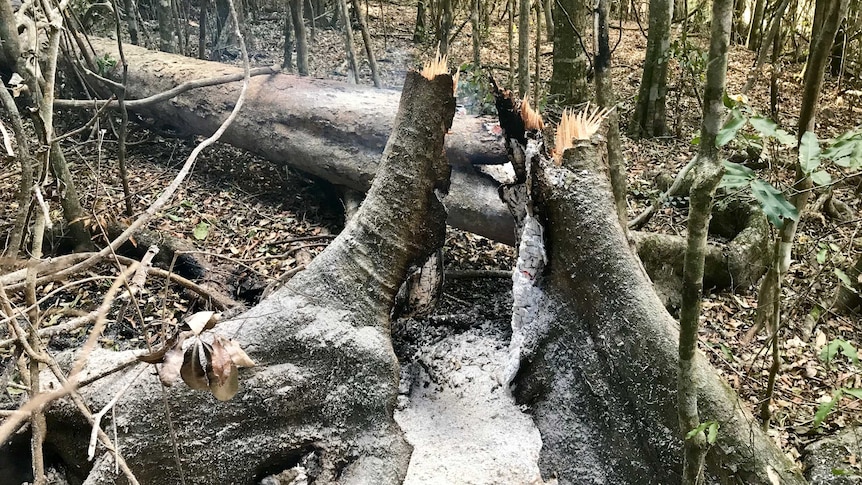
xmin=499 ymin=110 xmax=805 ymax=484
xmin=55 ymin=39 xmax=512 ymax=244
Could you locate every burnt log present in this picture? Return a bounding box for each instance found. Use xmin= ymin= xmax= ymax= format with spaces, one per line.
xmin=45 ymin=70 xmax=457 ymax=484
xmin=56 ymin=38 xmax=515 ymax=245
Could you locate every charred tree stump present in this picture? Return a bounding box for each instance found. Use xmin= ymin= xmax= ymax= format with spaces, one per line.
xmin=45 ymin=69 xmax=457 ymax=484
xmin=498 ymin=106 xmax=805 ymax=483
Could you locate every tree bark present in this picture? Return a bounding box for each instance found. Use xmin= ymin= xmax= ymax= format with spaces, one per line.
xmin=336 ymin=0 xmax=360 ymax=83
xmin=55 ymin=39 xmax=514 ymax=244
xmin=747 ymin=0 xmax=765 ymax=49
xmin=629 ymin=0 xmax=672 ymax=138
xmin=550 ymin=0 xmax=589 ymax=104
xmin=517 ymin=0 xmax=530 ymax=95
xmin=678 ymin=0 xmax=732 ymax=481
xmin=291 ymin=0 xmax=308 ymax=75
xmin=500 ymin=125 xmax=806 ymax=485
xmin=45 ymin=70 xmax=457 ymax=485
xmin=157 ymin=0 xmax=177 ymax=53
xmin=352 ymin=0 xmax=382 ymax=87
xmin=593 ymin=0 xmax=626 ymax=225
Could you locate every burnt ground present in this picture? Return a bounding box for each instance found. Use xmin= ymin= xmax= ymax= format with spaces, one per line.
xmin=1 ymin=0 xmax=861 ymax=480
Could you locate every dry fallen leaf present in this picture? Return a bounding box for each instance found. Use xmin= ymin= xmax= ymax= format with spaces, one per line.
xmin=186 ymin=311 xmax=218 ymax=335
xmin=181 ymin=340 xmax=212 ymax=391
xmin=158 ymin=343 xmax=186 ymax=386
xmin=219 ymin=336 xmax=256 ymax=368
xmin=210 ymin=338 xmax=234 ymax=386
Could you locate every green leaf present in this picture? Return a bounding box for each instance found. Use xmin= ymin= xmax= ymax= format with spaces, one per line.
xmin=750 ymin=180 xmax=799 ymax=227
xmin=706 ymin=422 xmax=719 ymax=444
xmin=166 ymin=213 xmax=182 ymax=222
xmin=816 ymin=248 xmax=828 ymax=264
xmin=774 ymin=129 xmax=797 ymax=147
xmin=811 ymin=170 xmax=832 ymax=186
xmin=749 ymin=116 xmax=778 ymax=138
xmin=799 ymin=131 xmax=822 ymax=174
xmin=835 ymin=269 xmax=856 ymax=292
xmin=809 ymin=305 xmax=823 ymax=321
xmin=822 ymin=139 xmax=855 ymax=161
xmin=719 ymin=160 xmax=755 ymax=189
xmin=193 ymin=222 xmax=210 ymax=240
xmin=820 ymin=338 xmax=860 ymax=365
xmin=844 ymin=388 xmax=862 ymax=399
xmin=717 ymin=110 xmax=746 ymax=147
xmin=813 ymin=390 xmax=842 ymax=428
xmin=685 ymin=421 xmax=710 ymax=440
xmin=831 ymin=468 xmax=850 ymax=476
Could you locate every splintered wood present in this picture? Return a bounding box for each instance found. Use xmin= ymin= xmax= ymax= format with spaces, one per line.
xmin=421 ymin=52 xmax=450 ymax=80
xmin=552 ymin=102 xmax=613 ymax=165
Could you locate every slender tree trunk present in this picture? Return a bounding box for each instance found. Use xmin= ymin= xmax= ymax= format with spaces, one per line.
xmin=543 ymin=0 xmax=553 ymax=41
xmin=629 ymin=0 xmax=672 ymax=138
xmin=352 ymin=0 xmax=381 ymax=87
xmin=594 ymin=0 xmax=626 ymax=225
xmin=472 ymin=0 xmax=481 ymax=66
xmin=283 ymin=0 xmax=294 ymax=69
xmin=440 ymin=0 xmax=453 ymax=54
xmin=337 ymin=0 xmax=360 ymax=83
xmin=157 ymin=0 xmax=177 ymax=52
xmin=199 ymin=0 xmax=208 ymax=58
xmin=517 ymin=0 xmax=530 ymax=95
xmin=0 ymin=78 xmax=34 ymax=259
xmin=550 ymin=0 xmax=589 ymax=104
xmin=678 ymin=0 xmax=732 ymax=482
xmin=739 ymin=0 xmax=789 ymax=95
xmin=733 ymin=0 xmax=747 ymax=43
xmin=747 ymin=0 xmax=765 ymax=49
xmin=533 ymin=3 xmax=540 ymax=101
xmin=124 ymin=0 xmax=140 ymax=44
xmin=508 ymin=0 xmax=515 ymax=87
xmin=769 ymin=14 xmax=782 ymax=119
xmin=414 ymin=0 xmax=426 ymax=42
xmin=291 ymin=0 xmax=308 ymax=75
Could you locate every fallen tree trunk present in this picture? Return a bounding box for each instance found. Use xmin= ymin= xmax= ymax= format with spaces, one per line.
xmin=45 ymin=69 xmax=457 ymax=484
xmin=55 ymin=39 xmax=770 ymax=298
xmin=56 ymin=38 xmax=516 ymax=245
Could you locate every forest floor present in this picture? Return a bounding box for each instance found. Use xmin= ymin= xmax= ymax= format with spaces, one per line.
xmin=1 ymin=0 xmax=861 ymax=481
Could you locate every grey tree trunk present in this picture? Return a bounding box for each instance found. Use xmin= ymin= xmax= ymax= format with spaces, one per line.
xmin=124 ymin=0 xmax=140 ymax=45
xmin=593 ymin=0 xmax=626 ymax=224
xmin=678 ymin=0 xmax=732 ymax=481
xmin=518 ymin=0 xmax=530 ymax=95
xmin=629 ymin=0 xmax=672 ymax=138
xmin=495 ymin=111 xmax=807 ymax=485
xmin=352 ymin=0 xmax=382 ymax=87
xmin=290 ymin=0 xmax=308 ymax=75
xmin=550 ymin=0 xmax=589 ymax=104
xmin=46 ymin=70 xmax=457 ymax=485
xmin=55 ymin=39 xmax=514 ymax=244
xmin=157 ymin=0 xmax=177 ymax=53
xmin=472 ymin=0 xmax=481 ymax=66
xmin=440 ymin=0 xmax=453 ymax=54
xmin=336 ymin=0 xmax=360 ymax=83
xmin=413 ymin=0 xmax=426 ymax=42
xmin=283 ymin=0 xmax=294 ymax=70
xmin=747 ymin=0 xmax=765 ymax=49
